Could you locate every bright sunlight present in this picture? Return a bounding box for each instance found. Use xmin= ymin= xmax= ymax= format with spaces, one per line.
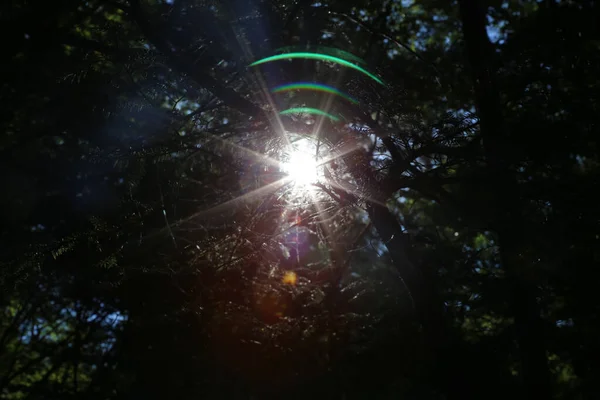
xmin=282 ymin=150 xmax=319 ymax=186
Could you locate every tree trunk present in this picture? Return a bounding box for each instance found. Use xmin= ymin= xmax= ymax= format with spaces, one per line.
xmin=345 ymin=147 xmax=472 ymax=399
xmin=366 ymin=200 xmax=473 ymax=400
xmin=457 ymin=0 xmax=552 ymax=397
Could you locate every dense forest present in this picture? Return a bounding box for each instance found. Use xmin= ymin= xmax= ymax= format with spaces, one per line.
xmin=1 ymin=0 xmax=599 ymax=398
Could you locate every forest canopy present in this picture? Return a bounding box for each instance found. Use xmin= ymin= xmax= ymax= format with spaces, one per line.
xmin=1 ymin=0 xmax=599 ymax=399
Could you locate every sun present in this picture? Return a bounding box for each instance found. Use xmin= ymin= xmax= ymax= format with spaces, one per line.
xmin=283 ymin=150 xmax=318 ymax=186
xmin=283 ymin=155 xmax=317 ymax=185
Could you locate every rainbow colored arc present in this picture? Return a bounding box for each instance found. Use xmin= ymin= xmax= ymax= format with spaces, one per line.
xmin=250 ymin=50 xmax=384 ymax=122
xmin=249 ymin=52 xmax=384 ymax=86
xmin=271 ymin=83 xmax=359 ymax=105
xmin=275 ymin=46 xmax=368 ymax=66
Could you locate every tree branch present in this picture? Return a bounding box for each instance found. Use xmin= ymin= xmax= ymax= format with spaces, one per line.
xmin=128 ymin=0 xmax=263 ymax=117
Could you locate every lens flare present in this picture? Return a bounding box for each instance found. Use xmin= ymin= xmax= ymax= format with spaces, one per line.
xmin=250 ymin=52 xmax=384 ymax=85
xmin=276 ymin=46 xmax=367 ymax=65
xmin=272 ymin=82 xmax=358 ymax=104
xmin=279 ymin=107 xmax=340 ymax=122
xmin=282 ymin=271 xmax=298 ymax=285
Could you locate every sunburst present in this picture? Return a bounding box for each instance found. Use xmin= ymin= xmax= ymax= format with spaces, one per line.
xmin=281 ymin=138 xmax=320 ymax=188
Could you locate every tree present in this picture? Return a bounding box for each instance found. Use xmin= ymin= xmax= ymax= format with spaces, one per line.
xmin=2 ymin=0 xmax=599 ymax=399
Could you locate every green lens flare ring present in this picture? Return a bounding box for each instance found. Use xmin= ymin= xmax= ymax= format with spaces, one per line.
xmin=250 ymin=52 xmax=384 ymax=86
xmin=271 ymin=82 xmax=359 ymax=104
xmin=279 ymin=107 xmax=341 ymax=122
xmin=275 ymin=46 xmax=367 ymax=66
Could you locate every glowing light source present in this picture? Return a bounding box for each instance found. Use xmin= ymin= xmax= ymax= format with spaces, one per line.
xmin=280 ymin=107 xmax=340 ymax=122
xmin=249 ymin=52 xmax=385 ymax=85
xmin=272 ymin=82 xmax=358 ymax=104
xmin=282 ymin=149 xmax=319 ymax=186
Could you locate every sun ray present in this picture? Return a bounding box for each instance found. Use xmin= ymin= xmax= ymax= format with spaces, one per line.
xmin=175 ymin=179 xmax=291 ymax=229
xmin=309 ymin=61 xmax=350 ymax=164
xmin=311 ymin=135 xmax=390 ymax=208
xmin=321 ymin=174 xmax=388 ymax=208
xmin=207 ymin=133 xmax=283 ymax=170
xmin=313 ymin=140 xmax=365 ymax=167
xmin=245 ymin=56 xmax=292 ymax=148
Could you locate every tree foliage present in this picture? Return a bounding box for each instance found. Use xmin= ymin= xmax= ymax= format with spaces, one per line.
xmin=1 ymin=0 xmax=599 ymax=399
